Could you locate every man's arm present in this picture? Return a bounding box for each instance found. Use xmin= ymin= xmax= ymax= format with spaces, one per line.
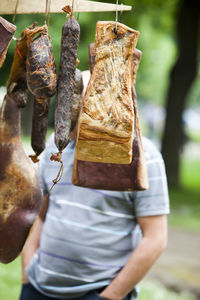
xmin=100 ymin=215 xmax=168 ymax=300
xmin=21 ymin=194 xmax=49 ymax=283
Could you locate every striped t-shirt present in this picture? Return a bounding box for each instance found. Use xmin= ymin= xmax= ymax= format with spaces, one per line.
xmin=26 ymin=134 xmax=170 ymax=299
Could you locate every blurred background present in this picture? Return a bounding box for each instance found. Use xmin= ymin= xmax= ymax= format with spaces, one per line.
xmin=0 ymin=0 xmax=200 ymax=299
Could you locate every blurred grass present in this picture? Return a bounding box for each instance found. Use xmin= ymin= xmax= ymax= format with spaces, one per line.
xmin=138 ymin=279 xmax=196 ymax=300
xmin=0 ymin=257 xmax=21 ymax=300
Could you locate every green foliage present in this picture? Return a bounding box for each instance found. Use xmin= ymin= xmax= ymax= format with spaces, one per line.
xmin=0 ymin=257 xmax=21 ymax=300
xmin=168 ymin=158 xmax=200 ymax=232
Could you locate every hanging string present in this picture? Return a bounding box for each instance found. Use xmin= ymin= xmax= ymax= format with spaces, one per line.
xmin=48 ymin=160 xmax=64 ymax=194
xmin=45 ymin=0 xmax=51 ymax=27
xmin=12 ymin=0 xmax=19 ymax=23
xmin=115 ymin=0 xmax=119 ymax=34
xmin=72 ymin=0 xmax=75 ymax=15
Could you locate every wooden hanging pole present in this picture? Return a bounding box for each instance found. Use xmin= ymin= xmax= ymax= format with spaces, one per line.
xmin=0 ymin=0 xmax=132 ymax=15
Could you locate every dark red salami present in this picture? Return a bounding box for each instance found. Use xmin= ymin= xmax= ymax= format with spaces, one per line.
xmin=70 ymin=68 xmax=83 ymax=131
xmin=29 ymin=98 xmax=50 ymax=163
xmin=54 ymin=7 xmax=80 ymax=152
xmin=26 ymin=25 xmax=57 ymax=162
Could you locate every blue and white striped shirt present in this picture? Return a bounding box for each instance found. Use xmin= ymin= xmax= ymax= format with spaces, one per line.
xmin=26 ymin=134 xmax=170 ymax=299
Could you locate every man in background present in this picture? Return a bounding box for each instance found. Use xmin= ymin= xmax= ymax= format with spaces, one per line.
xmin=19 ymin=71 xmax=170 ymax=300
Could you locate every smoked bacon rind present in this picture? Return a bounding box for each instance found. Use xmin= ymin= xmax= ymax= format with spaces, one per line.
xmin=75 ymin=22 xmax=139 ymax=164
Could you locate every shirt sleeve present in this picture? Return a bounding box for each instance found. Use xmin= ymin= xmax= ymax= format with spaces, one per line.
xmin=133 ymin=139 xmax=170 ymax=217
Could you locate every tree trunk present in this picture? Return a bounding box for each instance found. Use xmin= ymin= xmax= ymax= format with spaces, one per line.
xmin=161 ymin=0 xmax=200 ymax=187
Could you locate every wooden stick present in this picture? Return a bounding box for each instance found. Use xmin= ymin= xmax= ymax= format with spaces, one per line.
xmin=0 ymin=0 xmax=132 ymax=14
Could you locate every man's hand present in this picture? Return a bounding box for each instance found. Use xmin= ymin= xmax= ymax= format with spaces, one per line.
xmin=99 ymin=215 xmax=168 ymax=300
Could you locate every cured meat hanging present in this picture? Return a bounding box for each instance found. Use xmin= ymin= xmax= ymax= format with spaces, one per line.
xmin=54 ymin=6 xmax=80 ymax=153
xmin=72 ymin=48 xmax=148 ymax=191
xmin=0 ymin=93 xmax=42 ymax=263
xmin=0 ymin=25 xmax=43 ymax=263
xmin=75 ymin=21 xmax=139 ymax=164
xmin=0 ymin=17 xmax=16 ymax=68
xmin=26 ymin=25 xmax=57 ymax=99
xmin=26 ymin=25 xmax=57 ymax=162
xmin=7 ymin=23 xmax=40 ymax=106
xmin=30 ymin=97 xmax=50 ymax=162
xmin=88 ymin=43 xmax=95 ymax=74
xmin=71 ymin=68 xmax=83 ymax=131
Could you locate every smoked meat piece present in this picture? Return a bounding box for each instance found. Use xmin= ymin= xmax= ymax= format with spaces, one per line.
xmin=26 ymin=26 xmax=57 ymax=99
xmin=88 ymin=43 xmax=95 ymax=74
xmin=26 ymin=25 xmax=57 ymax=161
xmin=7 ymin=23 xmax=40 ymax=94
xmin=72 ymin=48 xmax=148 ymax=191
xmin=71 ymin=68 xmax=83 ymax=131
xmin=0 ymin=94 xmax=42 ymax=263
xmin=54 ymin=14 xmax=80 ymax=152
xmin=7 ymin=24 xmax=43 ymax=110
xmin=30 ymin=97 xmax=50 ymax=162
xmin=0 ymin=17 xmax=16 ymax=68
xmin=75 ymin=21 xmax=139 ymax=164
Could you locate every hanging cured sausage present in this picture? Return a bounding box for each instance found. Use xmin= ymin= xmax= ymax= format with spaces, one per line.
xmin=71 ymin=68 xmax=83 ymax=131
xmin=0 ymin=93 xmax=42 ymax=263
xmin=0 ymin=25 xmax=43 ymax=263
xmin=26 ymin=25 xmax=57 ymax=162
xmin=54 ymin=6 xmax=80 ymax=153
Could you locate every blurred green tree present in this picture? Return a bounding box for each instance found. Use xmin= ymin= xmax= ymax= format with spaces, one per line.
xmin=161 ymin=0 xmax=200 ymax=187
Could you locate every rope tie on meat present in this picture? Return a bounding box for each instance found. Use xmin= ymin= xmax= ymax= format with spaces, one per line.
xmin=48 ymin=151 xmax=64 ymax=193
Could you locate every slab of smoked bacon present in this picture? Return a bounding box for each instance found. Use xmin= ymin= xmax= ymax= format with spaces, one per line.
xmin=75 ymin=21 xmax=139 ymax=164
xmin=72 ymin=48 xmax=148 ymax=191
